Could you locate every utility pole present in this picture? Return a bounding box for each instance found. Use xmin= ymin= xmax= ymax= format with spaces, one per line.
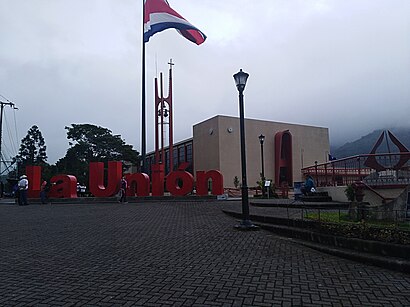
xmin=0 ymin=100 xmax=17 ymax=177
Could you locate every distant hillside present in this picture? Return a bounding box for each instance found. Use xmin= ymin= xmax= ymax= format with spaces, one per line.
xmin=332 ymin=127 xmax=410 ymax=159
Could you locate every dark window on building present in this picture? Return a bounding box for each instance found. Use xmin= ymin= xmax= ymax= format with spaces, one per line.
xmin=173 ymin=148 xmax=178 ymax=169
xmin=186 ymin=144 xmax=192 ymax=162
xmin=186 ymin=144 xmax=193 ymax=173
xmin=179 ymin=146 xmax=186 ymax=163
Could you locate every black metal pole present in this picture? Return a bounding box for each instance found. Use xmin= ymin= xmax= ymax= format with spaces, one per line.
xmin=260 ymin=140 xmax=265 ymax=197
xmin=260 ymin=141 xmax=265 ymax=180
xmin=238 ymin=90 xmax=250 ymax=224
xmin=233 ymin=69 xmax=257 ymax=230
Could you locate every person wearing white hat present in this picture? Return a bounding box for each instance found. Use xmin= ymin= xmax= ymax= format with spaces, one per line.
xmin=18 ymin=175 xmax=29 ymax=206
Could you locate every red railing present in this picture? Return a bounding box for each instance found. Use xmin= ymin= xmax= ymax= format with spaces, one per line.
xmin=302 ymin=153 xmax=410 ymax=187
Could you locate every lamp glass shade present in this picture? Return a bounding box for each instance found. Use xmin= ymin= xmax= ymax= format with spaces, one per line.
xmin=233 ymin=69 xmax=249 ymax=91
xmin=258 ymin=134 xmax=265 ymax=144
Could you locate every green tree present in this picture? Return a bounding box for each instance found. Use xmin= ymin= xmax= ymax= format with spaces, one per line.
xmin=56 ymin=124 xmax=139 ymax=184
xmin=15 ymin=125 xmax=48 ymax=176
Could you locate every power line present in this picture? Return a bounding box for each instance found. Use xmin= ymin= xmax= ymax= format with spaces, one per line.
xmin=4 ymin=113 xmax=18 ymax=155
xmin=0 ymin=95 xmax=18 ymax=177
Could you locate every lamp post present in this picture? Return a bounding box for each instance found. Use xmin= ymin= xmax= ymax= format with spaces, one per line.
xmin=258 ymin=134 xmax=265 ymax=196
xmin=258 ymin=134 xmax=265 ymax=180
xmin=233 ymin=69 xmax=257 ymax=230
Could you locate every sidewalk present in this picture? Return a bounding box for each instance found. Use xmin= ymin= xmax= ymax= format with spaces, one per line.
xmin=1 ymin=200 xmax=409 ymax=306
xmin=221 ymin=200 xmax=410 ymax=274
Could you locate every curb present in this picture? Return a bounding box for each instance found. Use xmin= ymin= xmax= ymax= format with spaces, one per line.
xmin=250 ymin=201 xmax=350 ymax=209
xmin=20 ymin=195 xmax=218 ymax=205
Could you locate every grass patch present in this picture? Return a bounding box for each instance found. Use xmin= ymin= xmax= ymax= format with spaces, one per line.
xmin=304 ymin=211 xmax=410 ymax=244
xmin=305 ymin=212 xmax=349 ymax=223
xmin=305 ymin=211 xmax=410 ymax=230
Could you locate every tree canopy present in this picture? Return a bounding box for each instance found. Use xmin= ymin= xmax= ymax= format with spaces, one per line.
xmin=64 ymin=124 xmax=139 ymax=162
xmin=15 ymin=124 xmax=47 ymax=168
xmin=12 ymin=125 xmax=48 ymax=178
xmin=56 ymin=124 xmax=139 ymax=183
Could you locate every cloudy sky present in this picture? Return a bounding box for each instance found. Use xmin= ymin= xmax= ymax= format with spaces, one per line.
xmin=0 ymin=0 xmax=409 ymax=164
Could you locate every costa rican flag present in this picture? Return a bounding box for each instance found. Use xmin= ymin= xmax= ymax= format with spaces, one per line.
xmin=144 ymin=0 xmax=206 ymax=45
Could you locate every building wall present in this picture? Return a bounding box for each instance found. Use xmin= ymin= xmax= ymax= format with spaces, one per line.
xmin=193 ymin=115 xmax=330 ymax=188
xmin=192 ymin=117 xmax=221 ymax=173
xmin=320 ymin=186 xmax=349 ymax=202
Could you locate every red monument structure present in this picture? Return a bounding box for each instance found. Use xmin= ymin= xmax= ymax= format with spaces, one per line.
xmin=155 ymin=60 xmax=174 ymax=174
xmin=302 ymin=130 xmax=410 ymax=188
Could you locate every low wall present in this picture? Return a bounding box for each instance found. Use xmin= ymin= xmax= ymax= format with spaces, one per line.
xmin=373 ymin=186 xmax=409 ymax=220
xmin=319 ymin=186 xmax=407 ymax=204
xmin=318 ymin=186 xmax=348 ymax=202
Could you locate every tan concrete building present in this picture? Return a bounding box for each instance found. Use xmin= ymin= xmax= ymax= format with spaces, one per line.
xmin=193 ymin=115 xmax=330 ymax=188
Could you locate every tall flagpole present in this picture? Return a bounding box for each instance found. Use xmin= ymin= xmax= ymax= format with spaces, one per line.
xmin=141 ymin=0 xmax=146 ymax=173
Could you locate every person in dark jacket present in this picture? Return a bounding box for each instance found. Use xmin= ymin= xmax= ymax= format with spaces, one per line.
xmin=301 ymin=175 xmax=316 ymax=196
xmin=40 ymin=179 xmax=50 ymax=204
xmin=119 ymin=176 xmax=127 ymax=203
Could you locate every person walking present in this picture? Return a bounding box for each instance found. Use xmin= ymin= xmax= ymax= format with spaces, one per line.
xmin=119 ymin=176 xmax=127 ymax=203
xmin=18 ymin=175 xmax=29 ymax=206
xmin=40 ymin=179 xmax=49 ymax=204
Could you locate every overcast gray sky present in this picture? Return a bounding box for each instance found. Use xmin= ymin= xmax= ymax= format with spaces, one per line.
xmin=1 ymin=0 xmax=409 ymax=164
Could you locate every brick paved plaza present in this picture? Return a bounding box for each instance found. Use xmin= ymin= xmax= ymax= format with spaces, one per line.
xmin=1 ymin=201 xmax=410 ymax=306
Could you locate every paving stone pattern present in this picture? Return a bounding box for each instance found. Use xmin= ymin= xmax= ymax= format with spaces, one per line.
xmin=0 ymin=201 xmax=409 ymax=306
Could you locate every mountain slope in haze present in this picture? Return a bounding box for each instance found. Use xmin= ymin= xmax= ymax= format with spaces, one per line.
xmin=332 ymin=127 xmax=410 ymax=159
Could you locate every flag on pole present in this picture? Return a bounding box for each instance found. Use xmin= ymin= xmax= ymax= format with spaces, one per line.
xmin=144 ymin=0 xmax=206 ymax=45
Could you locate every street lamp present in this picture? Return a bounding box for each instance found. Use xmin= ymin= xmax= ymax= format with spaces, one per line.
xmin=258 ymin=134 xmax=265 ymax=180
xmin=258 ymin=134 xmax=265 ymax=197
xmin=233 ymin=69 xmax=258 ymax=230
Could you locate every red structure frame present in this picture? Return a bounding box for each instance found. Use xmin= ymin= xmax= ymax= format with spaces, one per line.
xmin=303 ymin=130 xmax=410 ymax=188
xmin=302 ymin=153 xmax=410 ymax=188
xmin=155 ymin=61 xmax=174 ymax=173
xmin=364 ymin=130 xmax=410 ymax=171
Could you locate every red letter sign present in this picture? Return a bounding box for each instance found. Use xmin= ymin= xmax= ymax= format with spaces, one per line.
xmin=166 ymin=163 xmax=194 ymax=196
xmin=48 ymin=175 xmax=78 ymax=198
xmin=26 ymin=165 xmax=41 ymax=198
xmin=196 ymin=170 xmax=224 ymax=196
xmin=151 ymin=164 xmax=165 ymax=196
xmin=89 ymin=161 xmax=122 ymax=197
xmin=126 ymin=173 xmax=150 ymax=197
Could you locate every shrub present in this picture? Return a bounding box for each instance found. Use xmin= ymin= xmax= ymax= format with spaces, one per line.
xmin=345 ymin=185 xmax=355 ymax=201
